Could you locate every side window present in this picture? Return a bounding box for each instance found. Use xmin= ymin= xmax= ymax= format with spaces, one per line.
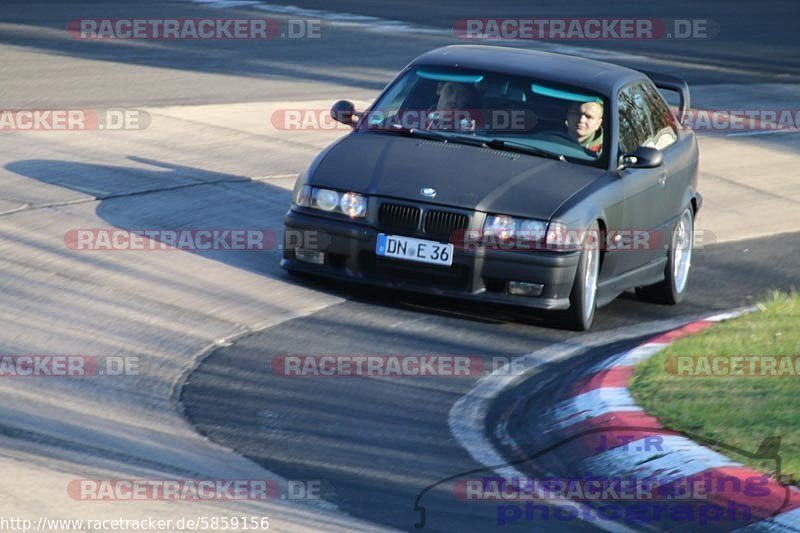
xmin=617 ymin=84 xmax=652 ymax=153
xmin=640 ymin=82 xmax=678 ymax=150
xmin=618 ymin=82 xmax=679 ymax=154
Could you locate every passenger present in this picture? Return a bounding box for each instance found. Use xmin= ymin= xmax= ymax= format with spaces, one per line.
xmin=566 ymin=101 xmax=604 ymax=154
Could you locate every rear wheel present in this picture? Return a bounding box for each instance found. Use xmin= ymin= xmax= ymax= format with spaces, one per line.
xmin=556 ymin=221 xmax=600 ymax=331
xmin=636 ymin=206 xmax=694 ymax=304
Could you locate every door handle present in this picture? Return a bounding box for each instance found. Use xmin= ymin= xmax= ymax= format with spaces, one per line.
xmin=658 ymin=171 xmax=667 ymax=186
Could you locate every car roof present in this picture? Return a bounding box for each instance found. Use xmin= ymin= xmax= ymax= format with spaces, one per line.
xmin=410 ymin=45 xmax=646 ymax=96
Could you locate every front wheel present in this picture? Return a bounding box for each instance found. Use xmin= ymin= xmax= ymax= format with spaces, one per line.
xmin=556 ymin=221 xmax=600 ymax=331
xmin=636 ymin=206 xmax=694 ymax=305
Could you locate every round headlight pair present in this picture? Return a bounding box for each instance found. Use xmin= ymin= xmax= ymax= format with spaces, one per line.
xmin=484 ymin=215 xmax=547 ymax=241
xmin=311 ymin=188 xmax=367 ymax=218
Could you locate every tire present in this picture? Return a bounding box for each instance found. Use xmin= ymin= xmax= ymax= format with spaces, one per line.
xmin=556 ymin=221 xmax=601 ymax=331
xmin=636 ymin=206 xmax=694 ymax=305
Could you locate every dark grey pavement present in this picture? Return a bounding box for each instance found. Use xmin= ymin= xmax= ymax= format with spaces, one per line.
xmin=182 ymin=231 xmax=800 ymax=531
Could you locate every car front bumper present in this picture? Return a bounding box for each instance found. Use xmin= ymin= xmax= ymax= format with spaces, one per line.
xmin=281 ymin=209 xmax=581 ymax=310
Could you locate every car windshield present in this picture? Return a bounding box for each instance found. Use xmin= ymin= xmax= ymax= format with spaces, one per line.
xmin=360 ymin=67 xmax=610 ymax=167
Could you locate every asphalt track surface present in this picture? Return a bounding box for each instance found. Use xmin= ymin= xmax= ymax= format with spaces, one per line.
xmin=184 ymin=232 xmax=799 ymax=532
xmin=1 ymin=0 xmax=799 ymax=531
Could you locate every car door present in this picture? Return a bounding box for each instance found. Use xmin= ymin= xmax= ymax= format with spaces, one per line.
xmin=639 ymin=81 xmax=688 ymax=225
xmin=616 ymin=82 xmax=678 ymax=273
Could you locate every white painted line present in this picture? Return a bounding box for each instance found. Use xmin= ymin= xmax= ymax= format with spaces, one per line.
xmin=594 ymin=342 xmax=669 ymax=371
xmin=544 ymin=387 xmax=642 ymax=432
xmin=582 ymin=435 xmax=741 ymax=484
xmin=706 ymin=308 xmax=755 ymax=322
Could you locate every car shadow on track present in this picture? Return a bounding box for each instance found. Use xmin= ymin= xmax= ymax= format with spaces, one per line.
xmin=7 ymin=156 xmax=800 ymax=333
xmin=5 ymin=156 xmax=559 ymax=328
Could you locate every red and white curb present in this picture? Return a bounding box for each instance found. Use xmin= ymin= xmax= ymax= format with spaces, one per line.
xmin=541 ymin=309 xmax=800 ymax=531
xmin=450 ymin=315 xmax=730 ymax=532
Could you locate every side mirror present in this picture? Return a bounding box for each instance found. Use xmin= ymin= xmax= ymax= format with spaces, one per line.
xmin=331 ymin=100 xmax=358 ymax=128
xmin=619 ymin=146 xmax=663 ymax=170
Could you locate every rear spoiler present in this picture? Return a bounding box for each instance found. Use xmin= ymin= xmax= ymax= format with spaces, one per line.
xmin=641 ymin=70 xmax=691 ymax=126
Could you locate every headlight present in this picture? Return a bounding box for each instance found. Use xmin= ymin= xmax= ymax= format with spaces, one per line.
xmin=313 ymin=188 xmax=340 ymax=211
xmin=306 ymin=188 xmax=368 ymax=218
xmin=484 ymin=215 xmax=547 ymax=242
xmin=518 ymin=219 xmax=548 ymax=241
xmin=340 ymin=192 xmax=367 ymax=218
xmin=485 ymin=215 xmax=517 ymax=240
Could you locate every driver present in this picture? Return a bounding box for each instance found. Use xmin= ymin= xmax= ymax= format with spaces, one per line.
xmin=566 ymin=101 xmax=604 ymax=154
xmin=427 ymin=81 xmax=481 ymax=130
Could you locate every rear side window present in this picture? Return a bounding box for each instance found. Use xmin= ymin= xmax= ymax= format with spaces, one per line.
xmin=640 ymin=82 xmax=678 ymax=150
xmin=617 ymin=82 xmax=678 ymax=153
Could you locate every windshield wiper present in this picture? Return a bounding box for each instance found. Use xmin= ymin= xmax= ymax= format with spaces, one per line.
xmin=372 ymin=125 xmax=488 ymax=147
xmin=371 ymin=126 xmax=565 ymax=160
xmin=371 ymin=125 xmax=447 ymax=141
xmin=482 ymin=138 xmax=567 ymax=161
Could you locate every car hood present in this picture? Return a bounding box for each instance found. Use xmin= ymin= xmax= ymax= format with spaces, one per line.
xmin=310 ymin=132 xmax=605 ymax=220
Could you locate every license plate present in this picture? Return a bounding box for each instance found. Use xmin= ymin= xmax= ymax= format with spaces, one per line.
xmin=375 ymin=233 xmax=453 ymax=267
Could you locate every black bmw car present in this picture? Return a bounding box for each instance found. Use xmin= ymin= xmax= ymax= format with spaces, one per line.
xmin=282 ymin=45 xmax=700 ymax=330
